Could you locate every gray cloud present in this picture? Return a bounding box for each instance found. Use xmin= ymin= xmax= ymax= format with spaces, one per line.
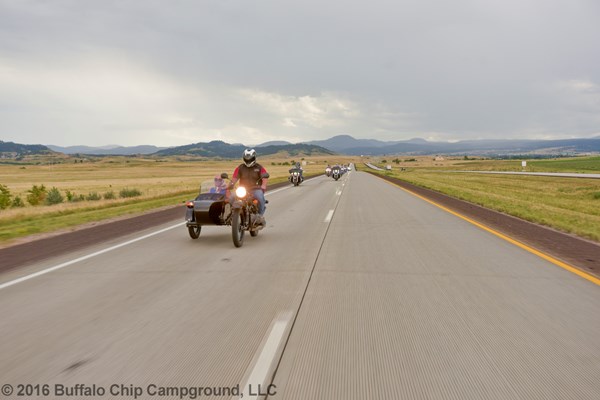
xmin=1 ymin=0 xmax=599 ymax=146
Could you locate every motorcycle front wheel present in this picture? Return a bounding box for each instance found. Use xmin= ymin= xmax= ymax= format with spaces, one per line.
xmin=232 ymin=209 xmax=245 ymax=247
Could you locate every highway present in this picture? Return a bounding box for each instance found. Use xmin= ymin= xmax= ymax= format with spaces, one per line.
xmin=1 ymin=171 xmax=599 ymax=400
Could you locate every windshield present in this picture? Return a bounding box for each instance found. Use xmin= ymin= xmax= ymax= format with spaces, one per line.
xmin=200 ymin=178 xmax=229 ymax=194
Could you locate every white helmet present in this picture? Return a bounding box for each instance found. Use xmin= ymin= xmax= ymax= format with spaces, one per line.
xmin=243 ymin=148 xmax=257 ymax=167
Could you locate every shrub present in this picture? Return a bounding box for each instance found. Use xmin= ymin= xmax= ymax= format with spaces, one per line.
xmin=86 ymin=192 xmax=102 ymax=201
xmin=26 ymin=184 xmax=47 ymax=206
xmin=66 ymin=192 xmax=85 ymax=202
xmin=103 ymin=190 xmax=116 ymax=200
xmin=0 ymin=184 xmax=11 ymax=209
xmin=593 ymin=192 xmax=600 ymax=200
xmin=45 ymin=187 xmax=64 ymax=205
xmin=11 ymin=196 xmax=25 ymax=208
xmin=119 ymin=188 xmax=142 ymax=198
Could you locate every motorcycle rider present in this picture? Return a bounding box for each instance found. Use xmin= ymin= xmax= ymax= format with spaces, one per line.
xmin=230 ymin=149 xmax=268 ymax=225
xmin=288 ymin=161 xmax=304 ymax=183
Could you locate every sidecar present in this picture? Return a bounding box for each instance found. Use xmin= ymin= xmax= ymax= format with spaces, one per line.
xmin=185 ymin=174 xmax=232 ymax=239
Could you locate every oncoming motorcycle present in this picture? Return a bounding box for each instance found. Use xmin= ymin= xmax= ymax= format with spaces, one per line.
xmin=184 ymin=173 xmax=269 ymax=247
xmin=288 ymin=168 xmax=303 ymax=186
xmin=332 ymin=166 xmax=341 ymax=180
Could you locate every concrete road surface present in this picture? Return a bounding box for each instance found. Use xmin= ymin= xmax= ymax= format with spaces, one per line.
xmin=1 ymin=171 xmax=599 ymax=400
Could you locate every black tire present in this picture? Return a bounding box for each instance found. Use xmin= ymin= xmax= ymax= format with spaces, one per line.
xmin=232 ymin=209 xmax=245 ymax=247
xmin=188 ymin=225 xmax=201 ymax=239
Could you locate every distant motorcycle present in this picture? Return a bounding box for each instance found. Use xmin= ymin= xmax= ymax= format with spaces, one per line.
xmin=288 ymin=168 xmax=304 ymax=186
xmin=332 ymin=166 xmax=341 ymax=181
xmin=325 ymin=167 xmax=332 ymax=177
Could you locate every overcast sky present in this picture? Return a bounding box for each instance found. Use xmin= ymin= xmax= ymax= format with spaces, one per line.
xmin=1 ymin=0 xmax=599 ymax=146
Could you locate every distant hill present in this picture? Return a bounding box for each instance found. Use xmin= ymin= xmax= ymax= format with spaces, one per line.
xmin=155 ymin=140 xmax=334 ymax=157
xmin=304 ymin=135 xmax=392 ymax=152
xmin=0 ymin=141 xmax=54 ymax=157
xmin=256 ymin=140 xmax=293 ymax=147
xmin=47 ymin=145 xmax=168 ymax=155
xmin=304 ymin=135 xmax=600 ymax=155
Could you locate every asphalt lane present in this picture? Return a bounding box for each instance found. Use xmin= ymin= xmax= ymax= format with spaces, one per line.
xmin=270 ymin=171 xmax=600 ymax=400
xmin=0 ymin=175 xmax=348 ymax=399
xmin=1 ymin=171 xmax=599 ymax=400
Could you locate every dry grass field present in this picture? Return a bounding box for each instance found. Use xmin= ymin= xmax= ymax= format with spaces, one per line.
xmin=0 ymin=154 xmax=358 ymax=244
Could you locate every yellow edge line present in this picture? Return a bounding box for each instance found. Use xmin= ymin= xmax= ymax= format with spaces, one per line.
xmin=376 ymin=174 xmax=600 ymax=287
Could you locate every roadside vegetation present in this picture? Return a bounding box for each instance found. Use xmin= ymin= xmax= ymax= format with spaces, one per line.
xmin=0 ymin=155 xmax=356 ymax=244
xmin=359 ymin=156 xmax=600 ymax=242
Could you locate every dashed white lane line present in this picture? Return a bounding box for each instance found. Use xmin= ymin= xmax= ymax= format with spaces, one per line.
xmin=324 ymin=209 xmax=334 ymax=223
xmin=238 ymin=312 xmax=292 ymax=400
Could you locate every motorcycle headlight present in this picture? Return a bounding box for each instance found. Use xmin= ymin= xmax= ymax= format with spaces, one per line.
xmin=235 ymin=187 xmax=247 ymax=198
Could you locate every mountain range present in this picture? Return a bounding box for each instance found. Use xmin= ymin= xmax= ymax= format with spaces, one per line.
xmin=154 ymin=141 xmax=333 ymax=157
xmin=303 ymin=135 xmax=600 ymax=155
xmin=3 ymin=135 xmax=600 ymax=158
xmin=46 ymin=144 xmax=167 ymax=155
xmin=0 ymin=141 xmax=53 ymax=157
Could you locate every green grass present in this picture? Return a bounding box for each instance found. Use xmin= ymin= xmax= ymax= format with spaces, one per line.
xmin=0 ymin=190 xmax=196 ymax=242
xmin=529 ymin=156 xmax=600 ymax=172
xmin=450 ymin=156 xmax=600 ymax=173
xmin=364 ymin=166 xmax=600 ymax=242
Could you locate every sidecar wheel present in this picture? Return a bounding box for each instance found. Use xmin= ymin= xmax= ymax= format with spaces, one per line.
xmin=188 ymin=225 xmax=201 ymax=239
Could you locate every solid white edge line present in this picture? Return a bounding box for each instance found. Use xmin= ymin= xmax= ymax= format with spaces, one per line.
xmin=0 ymin=182 xmax=301 ymax=291
xmin=0 ymin=223 xmax=185 ymax=291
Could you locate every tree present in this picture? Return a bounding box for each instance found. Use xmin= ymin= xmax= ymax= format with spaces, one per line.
xmin=26 ymin=184 xmax=47 ymax=206
xmin=11 ymin=196 xmax=25 ymax=208
xmin=0 ymin=184 xmax=11 ymax=209
xmin=45 ymin=187 xmax=64 ymax=205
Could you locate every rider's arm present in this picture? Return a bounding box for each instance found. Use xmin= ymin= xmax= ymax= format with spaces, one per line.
xmin=230 ymin=167 xmax=240 ymax=187
xmin=260 ymin=166 xmax=268 ymax=192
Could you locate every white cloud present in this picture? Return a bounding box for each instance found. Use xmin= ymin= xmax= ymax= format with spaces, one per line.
xmin=239 ymin=89 xmax=358 ymax=129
